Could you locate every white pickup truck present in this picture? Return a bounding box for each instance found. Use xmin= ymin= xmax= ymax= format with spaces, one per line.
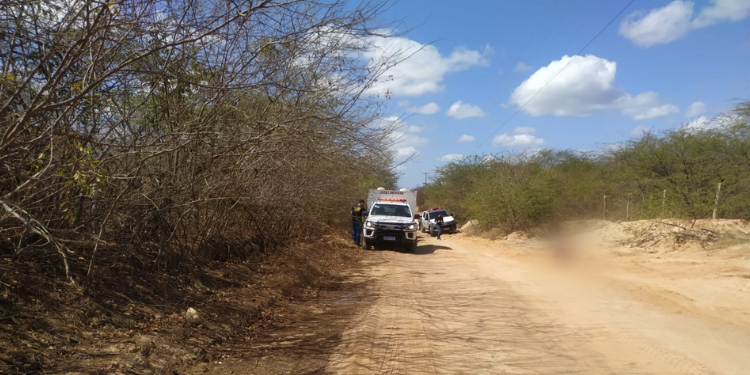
xmin=419 ymin=207 xmax=457 ymax=237
xmin=362 ymin=189 xmax=419 ymax=252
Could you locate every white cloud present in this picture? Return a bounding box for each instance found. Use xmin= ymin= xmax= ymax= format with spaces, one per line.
xmin=687 ymin=116 xmax=713 ymax=130
xmin=492 ymin=127 xmax=545 ymax=147
xmin=619 ymin=1 xmax=693 ymax=47
xmin=605 ymin=143 xmax=624 ymax=153
xmin=514 ymin=62 xmax=532 ymax=72
xmin=693 ymin=0 xmax=750 ymax=28
xmin=619 ymin=92 xmax=679 ymax=120
xmin=439 ymin=154 xmax=466 ymax=162
xmin=457 ymin=134 xmax=476 ymax=142
xmin=408 ymin=102 xmax=440 ymax=115
xmin=684 ymin=114 xmax=739 ymax=131
xmin=379 ymin=116 xmax=430 ymax=160
xmin=620 ymin=1 xmax=750 ymax=47
xmin=686 ymin=101 xmax=706 ymax=118
xmin=364 ymin=36 xmax=490 ymax=97
xmin=391 ymin=130 xmax=429 ymax=147
xmin=510 ymin=55 xmax=678 ymax=120
xmin=446 ymin=101 xmax=488 ymax=119
xmin=300 ymin=30 xmax=488 ymax=100
xmin=373 ymin=115 xmax=402 ymax=129
xmin=398 ymin=100 xmax=410 ymax=107
xmin=631 ymin=124 xmax=651 ymax=136
xmin=482 ymin=43 xmax=495 ymax=56
xmin=481 ymin=155 xmax=497 ymax=164
xmin=395 ymin=146 xmax=419 ymax=159
xmin=493 ymin=134 xmax=544 ymax=147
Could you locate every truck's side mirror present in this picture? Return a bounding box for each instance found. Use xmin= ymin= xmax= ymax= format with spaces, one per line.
xmin=413 ymin=214 xmax=420 ymax=219
xmin=362 ymin=211 xmax=369 ymax=217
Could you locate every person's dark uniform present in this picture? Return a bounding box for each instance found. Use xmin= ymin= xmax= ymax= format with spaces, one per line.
xmin=351 ymin=200 xmax=366 ymax=245
xmin=435 ymin=214 xmax=444 ymax=240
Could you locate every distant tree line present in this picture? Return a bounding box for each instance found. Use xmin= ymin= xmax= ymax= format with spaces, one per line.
xmin=0 ymin=0 xmax=399 ymax=286
xmin=423 ymin=103 xmax=750 ymax=232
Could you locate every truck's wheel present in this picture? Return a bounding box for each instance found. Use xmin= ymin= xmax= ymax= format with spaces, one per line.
xmin=420 ymin=223 xmax=426 ymax=233
xmin=362 ymin=239 xmax=372 ymax=250
xmin=429 ymin=226 xmax=437 ymax=237
xmin=407 ymin=241 xmax=417 ymax=253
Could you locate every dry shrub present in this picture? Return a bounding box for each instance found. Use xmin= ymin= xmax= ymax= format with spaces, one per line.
xmin=0 ymin=0 xmax=399 ymax=288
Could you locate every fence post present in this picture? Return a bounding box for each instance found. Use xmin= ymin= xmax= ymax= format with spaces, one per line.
xmin=713 ymin=182 xmax=722 ymax=220
xmin=603 ymin=195 xmax=607 ymax=220
xmin=627 ymin=193 xmax=632 ymax=221
xmin=662 ymin=189 xmax=667 ymax=217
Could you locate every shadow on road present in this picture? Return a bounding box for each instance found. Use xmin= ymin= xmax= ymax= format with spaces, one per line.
xmin=370 ymin=242 xmax=452 ymax=255
xmin=413 ymin=243 xmax=452 ymax=255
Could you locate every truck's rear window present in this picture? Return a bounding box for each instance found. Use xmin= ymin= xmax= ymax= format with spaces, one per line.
xmin=371 ymin=204 xmax=412 ymax=217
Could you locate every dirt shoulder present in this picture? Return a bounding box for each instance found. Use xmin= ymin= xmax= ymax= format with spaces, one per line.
xmin=455 ymin=219 xmax=750 ymax=330
xmin=0 ymin=235 xmax=372 ymax=375
xmin=188 ymin=249 xmax=378 ymax=375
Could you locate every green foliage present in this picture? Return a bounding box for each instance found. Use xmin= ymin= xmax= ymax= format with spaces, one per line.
xmin=424 ymin=104 xmax=750 ymax=231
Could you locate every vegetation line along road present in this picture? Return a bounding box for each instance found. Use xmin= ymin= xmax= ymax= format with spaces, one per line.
xmin=422 ymin=102 xmax=750 ymax=233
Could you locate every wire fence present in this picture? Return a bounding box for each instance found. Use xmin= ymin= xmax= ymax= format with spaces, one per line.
xmin=600 ymin=183 xmax=727 ymax=222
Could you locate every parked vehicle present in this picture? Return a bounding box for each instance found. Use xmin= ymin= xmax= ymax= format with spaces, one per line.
xmin=367 ymin=188 xmax=416 ymax=214
xmin=419 ymin=207 xmax=457 ymax=237
xmin=362 ymin=189 xmax=419 ymax=252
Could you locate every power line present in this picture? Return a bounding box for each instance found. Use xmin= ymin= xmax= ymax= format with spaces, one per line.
xmin=496 ymin=1 xmax=560 ymax=89
xmin=472 ymin=0 xmax=636 ymax=153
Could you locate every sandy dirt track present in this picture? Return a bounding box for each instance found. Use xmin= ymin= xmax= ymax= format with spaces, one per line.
xmin=326 ymin=234 xmax=750 ymax=374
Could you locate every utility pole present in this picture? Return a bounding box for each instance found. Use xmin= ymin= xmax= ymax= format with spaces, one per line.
xmin=713 ymin=182 xmax=722 ymax=220
xmin=423 ymin=173 xmax=429 ymax=185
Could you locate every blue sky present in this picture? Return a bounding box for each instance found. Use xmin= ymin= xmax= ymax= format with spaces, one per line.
xmin=366 ymin=0 xmax=750 ymax=188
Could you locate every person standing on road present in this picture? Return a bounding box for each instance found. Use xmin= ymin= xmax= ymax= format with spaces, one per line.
xmin=435 ymin=213 xmax=444 ymax=240
xmin=351 ymin=199 xmax=366 ymax=245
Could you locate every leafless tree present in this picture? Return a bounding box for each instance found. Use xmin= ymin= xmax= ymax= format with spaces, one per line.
xmin=0 ymin=0 xmax=401 ymax=287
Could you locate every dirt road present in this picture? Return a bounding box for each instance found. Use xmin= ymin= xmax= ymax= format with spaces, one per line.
xmin=326 ymin=234 xmax=750 ymax=374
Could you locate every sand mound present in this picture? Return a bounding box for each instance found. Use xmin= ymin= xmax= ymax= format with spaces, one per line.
xmin=617 ymin=221 xmax=715 ymax=249
xmin=461 ymin=220 xmax=478 ymax=231
xmin=464 ymin=218 xmax=749 ymax=254
xmin=565 ymin=218 xmax=750 ymax=252
xmin=504 ymin=231 xmax=529 ymax=241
